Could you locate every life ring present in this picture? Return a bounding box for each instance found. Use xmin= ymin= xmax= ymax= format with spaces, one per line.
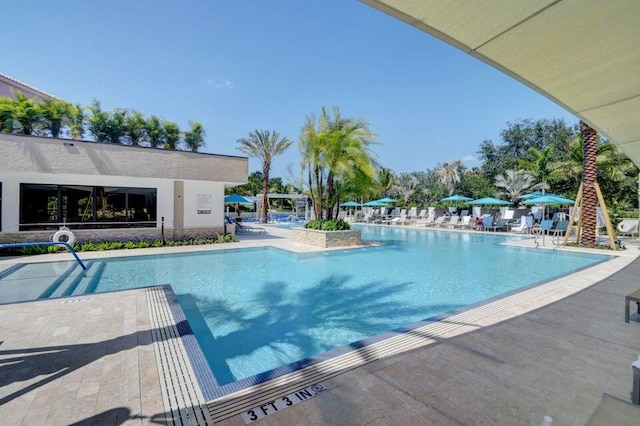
xmin=52 ymin=229 xmax=76 ymax=244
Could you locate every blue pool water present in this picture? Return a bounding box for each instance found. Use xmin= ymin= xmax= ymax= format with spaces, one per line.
xmin=0 ymin=226 xmax=608 ymax=388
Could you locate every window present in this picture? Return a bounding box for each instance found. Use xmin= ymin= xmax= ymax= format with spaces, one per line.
xmin=20 ymin=184 xmax=157 ymax=230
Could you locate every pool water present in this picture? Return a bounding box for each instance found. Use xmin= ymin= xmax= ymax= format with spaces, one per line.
xmin=0 ymin=226 xmax=608 ymax=388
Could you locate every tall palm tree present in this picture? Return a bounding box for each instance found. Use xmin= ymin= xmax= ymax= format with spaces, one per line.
xmin=104 ymin=108 xmax=127 ymax=144
xmin=183 ymin=121 xmax=206 ymax=152
xmin=237 ymin=130 xmax=293 ymax=223
xmin=436 ymin=161 xmax=463 ymax=196
xmin=162 ymin=121 xmax=181 ymax=149
xmin=494 ymin=169 xmax=535 ymax=203
xmin=300 ymin=114 xmax=325 ymax=219
xmin=124 ymin=110 xmax=148 ymax=146
xmin=580 ymin=122 xmax=598 ymax=245
xmin=37 ymin=99 xmax=71 ymax=138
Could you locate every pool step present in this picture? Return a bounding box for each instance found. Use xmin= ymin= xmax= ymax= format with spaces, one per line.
xmin=39 ymin=263 xmax=83 ymax=299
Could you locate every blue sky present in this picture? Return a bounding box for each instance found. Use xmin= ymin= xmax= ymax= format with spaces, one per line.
xmin=4 ymin=1 xmax=576 ymax=181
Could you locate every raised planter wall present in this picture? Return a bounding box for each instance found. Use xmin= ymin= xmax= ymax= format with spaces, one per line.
xmin=292 ymin=228 xmax=361 ymax=248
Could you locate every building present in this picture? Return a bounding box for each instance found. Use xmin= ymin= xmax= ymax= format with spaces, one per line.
xmin=0 ymin=71 xmax=59 ymax=101
xmin=0 ymin=133 xmax=248 ymax=243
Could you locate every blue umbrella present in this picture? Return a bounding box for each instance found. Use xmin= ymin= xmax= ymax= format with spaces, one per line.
xmin=440 ymin=194 xmax=473 ymax=202
xmin=224 ymin=194 xmax=255 ymax=204
xmin=376 ymin=197 xmax=397 ymax=203
xmin=363 ymin=200 xmax=388 ymax=207
xmin=340 ymin=201 xmax=362 ymax=207
xmin=522 ymin=195 xmax=575 ymax=205
xmin=519 ymin=191 xmax=546 ymax=199
xmin=467 ymin=197 xmax=512 ymax=205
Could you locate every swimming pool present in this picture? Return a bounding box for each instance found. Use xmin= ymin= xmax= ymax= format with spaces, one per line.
xmin=0 ymin=226 xmax=608 ymax=395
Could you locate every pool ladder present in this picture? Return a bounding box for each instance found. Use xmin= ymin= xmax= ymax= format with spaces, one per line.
xmin=0 ymin=241 xmax=87 ymax=270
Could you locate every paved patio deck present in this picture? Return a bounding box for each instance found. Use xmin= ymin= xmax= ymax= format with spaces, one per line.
xmin=1 ymin=227 xmax=639 ymax=425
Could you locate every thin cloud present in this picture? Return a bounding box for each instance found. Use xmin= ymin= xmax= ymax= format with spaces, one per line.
xmin=460 ymin=155 xmax=480 ymax=165
xmin=206 ymin=78 xmax=233 ymax=89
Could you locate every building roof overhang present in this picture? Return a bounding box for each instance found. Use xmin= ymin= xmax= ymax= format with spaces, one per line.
xmin=360 ymin=0 xmax=640 ymax=166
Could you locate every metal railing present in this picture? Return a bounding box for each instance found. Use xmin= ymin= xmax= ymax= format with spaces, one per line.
xmin=0 ymin=241 xmax=87 ymax=270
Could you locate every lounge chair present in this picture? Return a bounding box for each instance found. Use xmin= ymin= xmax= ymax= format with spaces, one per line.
xmin=511 ymin=215 xmax=533 ymax=233
xmin=390 ymin=211 xmax=409 ymax=225
xmin=417 ymin=214 xmax=434 ymax=227
xmin=480 ymin=215 xmax=494 ymax=231
xmin=532 ymin=219 xmax=554 ymax=235
xmin=549 ymin=220 xmax=570 ymax=237
xmin=228 ymin=217 xmax=266 ymax=234
xmin=445 ymin=215 xmax=460 ymax=228
xmin=454 ymin=215 xmax=472 ymax=229
xmin=486 ymin=218 xmax=509 ymax=232
xmin=429 ymin=216 xmax=446 ymax=227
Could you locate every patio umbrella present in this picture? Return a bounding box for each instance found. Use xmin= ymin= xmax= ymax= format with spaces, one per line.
xmin=519 ymin=191 xmax=546 ymax=200
xmin=376 ymin=197 xmax=397 ymax=203
xmin=440 ymin=194 xmax=473 ymax=202
xmin=340 ymin=201 xmax=362 ymax=207
xmin=523 ymin=195 xmax=575 ymax=245
xmin=522 ymin=195 xmax=575 ymax=205
xmin=224 ymin=194 xmax=255 ymax=204
xmin=363 ymin=200 xmax=388 ymax=207
xmin=467 ymin=197 xmax=512 ymax=205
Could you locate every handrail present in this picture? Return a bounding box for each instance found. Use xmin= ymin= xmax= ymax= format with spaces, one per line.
xmin=0 ymin=241 xmax=87 ymax=271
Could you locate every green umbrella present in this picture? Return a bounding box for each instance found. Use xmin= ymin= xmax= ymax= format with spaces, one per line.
xmin=363 ymin=200 xmax=388 ymax=207
xmin=376 ymin=197 xmax=397 ymax=203
xmin=340 ymin=201 xmax=362 ymax=207
xmin=224 ymin=194 xmax=255 ymax=204
xmin=522 ymin=195 xmax=574 ymax=205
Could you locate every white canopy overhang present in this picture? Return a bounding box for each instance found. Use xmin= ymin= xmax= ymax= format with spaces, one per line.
xmin=360 ymin=0 xmax=640 ymax=166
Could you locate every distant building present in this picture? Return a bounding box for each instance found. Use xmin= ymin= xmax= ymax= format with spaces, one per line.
xmin=0 ymin=71 xmax=60 ymax=101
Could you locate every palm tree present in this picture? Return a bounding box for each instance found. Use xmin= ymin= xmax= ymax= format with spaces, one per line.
xmin=377 ymin=167 xmax=395 ymax=198
xmin=580 ymin=122 xmax=598 ymax=245
xmin=392 ymin=173 xmax=418 ymax=206
xmin=237 ymin=130 xmax=293 ymax=223
xmin=104 ymin=108 xmax=127 ymax=144
xmin=37 ymin=99 xmax=71 ymax=138
xmin=145 ymin=115 xmax=164 ymax=148
xmin=0 ymin=96 xmax=15 ymax=133
xmin=11 ymin=92 xmax=40 ymax=135
xmin=124 ymin=110 xmax=148 ymax=146
xmin=67 ymin=103 xmax=85 ymax=139
xmin=300 ymin=114 xmax=325 ymax=220
xmin=162 ymin=121 xmax=181 ymax=149
xmin=494 ymin=169 xmax=535 ymax=203
xmin=183 ymin=121 xmax=206 ymax=152
xmin=299 ymin=106 xmax=377 ymax=219
xmin=86 ymin=100 xmax=110 ymax=142
xmin=436 ymin=161 xmax=463 ymax=196
xmin=518 ymin=146 xmax=557 ymax=194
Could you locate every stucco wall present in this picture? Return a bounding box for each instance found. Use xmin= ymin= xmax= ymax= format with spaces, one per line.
xmin=0 ymin=134 xmax=248 ymax=184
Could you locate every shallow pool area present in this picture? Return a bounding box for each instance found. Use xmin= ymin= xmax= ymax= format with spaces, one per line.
xmin=0 ymin=226 xmax=609 ymax=392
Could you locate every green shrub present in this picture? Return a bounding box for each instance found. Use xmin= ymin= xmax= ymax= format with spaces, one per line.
xmin=304 ymin=219 xmax=351 ymax=231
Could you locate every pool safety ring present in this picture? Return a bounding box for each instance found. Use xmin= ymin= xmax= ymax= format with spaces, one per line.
xmin=52 ymin=229 xmax=76 ymax=244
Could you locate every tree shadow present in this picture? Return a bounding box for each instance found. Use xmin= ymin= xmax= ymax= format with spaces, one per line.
xmin=180 ymin=273 xmax=463 ymax=387
xmin=0 ymin=322 xmax=181 ymax=406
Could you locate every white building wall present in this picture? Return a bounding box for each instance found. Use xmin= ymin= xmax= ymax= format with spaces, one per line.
xmin=0 ymin=170 xmax=228 ymax=233
xmin=181 ymin=181 xmax=225 ymax=229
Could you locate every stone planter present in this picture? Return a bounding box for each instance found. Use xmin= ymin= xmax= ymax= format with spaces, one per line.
xmin=292 ymin=228 xmax=362 ymax=248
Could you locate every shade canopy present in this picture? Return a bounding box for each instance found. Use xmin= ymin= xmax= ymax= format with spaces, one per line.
xmin=340 ymin=201 xmax=362 ymax=207
xmin=519 ymin=191 xmax=546 ymax=200
xmin=467 ymin=197 xmax=512 ymax=206
xmin=376 ymin=197 xmax=397 ymax=203
xmin=522 ymin=195 xmax=575 ymax=205
xmin=360 ymin=1 xmax=640 ymax=168
xmin=224 ymin=194 xmax=255 ymax=205
xmin=363 ymin=200 xmax=388 ymax=207
xmin=440 ymin=194 xmax=473 ymax=202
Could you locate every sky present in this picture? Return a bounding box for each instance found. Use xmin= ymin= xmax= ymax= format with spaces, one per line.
xmin=3 ymin=1 xmax=577 ymax=182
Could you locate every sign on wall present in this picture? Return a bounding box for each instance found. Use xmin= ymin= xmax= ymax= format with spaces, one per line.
xmin=197 ymin=194 xmax=212 ymax=214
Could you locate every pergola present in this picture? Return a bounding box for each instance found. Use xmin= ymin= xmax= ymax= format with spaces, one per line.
xmin=360 ymin=0 xmax=640 ymax=167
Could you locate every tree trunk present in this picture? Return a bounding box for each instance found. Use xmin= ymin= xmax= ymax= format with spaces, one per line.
xmin=314 ymin=166 xmax=323 ymax=220
xmin=261 ymin=164 xmax=269 ymax=224
xmin=325 ymin=172 xmax=334 ymax=220
xmin=580 ymin=121 xmax=597 ymax=245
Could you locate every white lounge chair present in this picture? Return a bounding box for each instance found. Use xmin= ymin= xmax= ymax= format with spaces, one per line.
xmin=454 ymin=215 xmax=472 ymax=229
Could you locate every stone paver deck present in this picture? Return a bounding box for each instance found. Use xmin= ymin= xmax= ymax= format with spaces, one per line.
xmin=1 ymin=225 xmax=639 ymax=425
